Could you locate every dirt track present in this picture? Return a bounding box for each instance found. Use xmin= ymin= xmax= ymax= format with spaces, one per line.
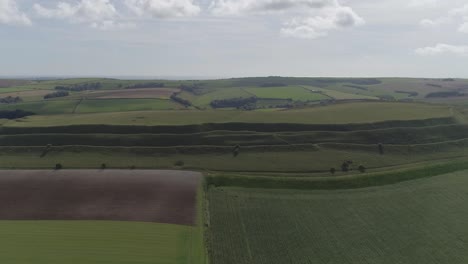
xmin=0 ymin=170 xmax=200 ymax=225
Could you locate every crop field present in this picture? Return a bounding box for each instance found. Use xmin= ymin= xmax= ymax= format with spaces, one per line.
xmin=1 ymin=76 xmax=468 ymax=264
xmin=85 ymin=88 xmax=180 ymax=99
xmin=0 ymin=170 xmax=200 ymax=224
xmin=207 ymin=170 xmax=468 ymax=264
xmin=189 ymin=87 xmax=252 ymax=107
xmin=245 ymin=86 xmax=330 ymax=101
xmin=302 ymin=86 xmax=379 ymax=100
xmin=0 ymin=221 xmax=201 ymax=264
xmin=75 ymin=99 xmax=183 ymax=113
xmin=0 ymin=99 xmax=79 ymax=114
xmin=0 ymin=170 xmax=205 ymax=264
xmin=2 ymin=102 xmax=451 ymax=126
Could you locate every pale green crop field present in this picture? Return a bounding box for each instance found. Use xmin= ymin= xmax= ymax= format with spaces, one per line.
xmin=0 ymin=221 xmax=203 ymax=264
xmin=75 ymin=99 xmax=183 ymax=113
xmin=245 ymin=86 xmax=330 ymax=101
xmin=208 ymin=170 xmax=468 ymax=264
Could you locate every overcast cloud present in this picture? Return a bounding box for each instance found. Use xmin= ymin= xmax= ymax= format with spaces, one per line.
xmin=0 ymin=0 xmax=467 ymax=77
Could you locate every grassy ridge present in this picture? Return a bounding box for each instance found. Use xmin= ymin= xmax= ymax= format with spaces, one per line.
xmin=0 ymin=123 xmax=466 ymax=146
xmin=207 ymin=170 xmax=468 ymax=264
xmin=1 ymin=102 xmax=451 ymax=127
xmin=0 ymin=221 xmax=202 ymax=264
xmin=0 ymin=139 xmax=467 ymax=172
xmin=206 ymin=158 xmax=468 ymax=190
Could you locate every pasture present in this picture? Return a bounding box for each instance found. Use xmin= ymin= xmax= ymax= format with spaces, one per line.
xmin=2 ymin=102 xmax=451 ymax=126
xmin=207 ymin=170 xmax=468 ymax=264
xmin=245 ymin=86 xmax=330 ymax=101
xmin=0 ymin=221 xmax=201 ymax=264
xmin=75 ymin=99 xmax=183 ymax=113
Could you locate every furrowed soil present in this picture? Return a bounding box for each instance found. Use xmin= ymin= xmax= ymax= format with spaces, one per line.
xmin=0 ymin=170 xmax=201 ymax=225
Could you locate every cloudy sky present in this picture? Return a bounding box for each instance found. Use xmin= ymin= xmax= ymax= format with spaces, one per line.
xmin=1 ymin=0 xmax=468 ymax=78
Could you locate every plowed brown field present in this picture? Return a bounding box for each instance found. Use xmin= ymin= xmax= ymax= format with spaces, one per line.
xmin=0 ymin=170 xmax=201 ymax=225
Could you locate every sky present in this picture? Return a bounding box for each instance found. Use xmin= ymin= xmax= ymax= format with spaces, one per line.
xmin=0 ymin=0 xmax=468 ymax=78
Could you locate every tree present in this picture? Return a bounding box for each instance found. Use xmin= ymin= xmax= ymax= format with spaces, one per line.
xmin=174 ymin=160 xmax=184 ymax=167
xmin=55 ymin=163 xmax=63 ymax=170
xmin=378 ymin=143 xmax=384 ymax=155
xmin=358 ymin=165 xmax=366 ymax=173
xmin=341 ymin=162 xmax=349 ymax=172
xmin=330 ymin=168 xmax=336 ymax=175
xmin=233 ymin=145 xmax=240 ymax=157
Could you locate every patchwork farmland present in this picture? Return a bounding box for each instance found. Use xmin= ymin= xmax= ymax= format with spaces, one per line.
xmin=0 ymin=170 xmax=206 ymax=264
xmin=0 ymin=76 xmax=468 ymax=263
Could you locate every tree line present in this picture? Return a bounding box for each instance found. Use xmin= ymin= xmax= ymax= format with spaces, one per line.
xmin=0 ymin=96 xmax=22 ymax=104
xmin=126 ymin=82 xmax=165 ymax=89
xmin=210 ymin=97 xmax=257 ymax=109
xmin=44 ymin=91 xmax=70 ymax=99
xmin=0 ymin=109 xmax=35 ymax=119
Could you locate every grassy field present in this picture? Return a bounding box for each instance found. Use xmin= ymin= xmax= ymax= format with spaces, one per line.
xmin=245 ymin=86 xmax=330 ymax=101
xmin=0 ymin=221 xmax=203 ymax=264
xmin=207 ymin=170 xmax=468 ymax=264
xmin=75 ymin=99 xmax=183 ymax=113
xmin=0 ymin=139 xmax=467 ymax=172
xmin=187 ymin=87 xmax=252 ymax=107
xmin=2 ymin=102 xmax=451 ymax=126
xmin=0 ymin=100 xmax=79 ymax=115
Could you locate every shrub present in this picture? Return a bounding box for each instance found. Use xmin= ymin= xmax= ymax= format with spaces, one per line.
xmin=174 ymin=160 xmax=185 ymax=167
xmin=358 ymin=165 xmax=366 ymax=173
xmin=330 ymin=168 xmax=336 ymax=175
xmin=55 ymin=163 xmax=63 ymax=170
xmin=101 ymin=163 xmax=107 ymax=169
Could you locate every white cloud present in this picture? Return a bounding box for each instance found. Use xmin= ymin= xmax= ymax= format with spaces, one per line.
xmin=419 ymin=17 xmax=450 ymax=27
xmin=124 ymin=0 xmax=201 ymax=18
xmin=408 ymin=0 xmax=439 ymax=8
xmin=415 ymin=43 xmax=468 ymax=56
xmin=210 ymin=0 xmax=334 ymax=16
xmin=209 ymin=0 xmax=364 ymax=39
xmin=0 ymin=0 xmax=31 ymax=26
xmin=449 ymin=4 xmax=468 ymax=16
xmin=34 ymin=0 xmax=118 ymax=22
xmin=421 ymin=4 xmax=468 ymax=33
xmin=459 ymin=22 xmax=468 ymax=33
xmin=91 ymin=20 xmax=136 ymax=31
xmin=281 ymin=5 xmax=364 ymax=39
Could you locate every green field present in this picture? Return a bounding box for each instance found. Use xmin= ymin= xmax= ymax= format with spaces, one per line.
xmin=0 ymin=221 xmax=203 ymax=264
xmin=75 ymin=99 xmax=183 ymax=113
xmin=245 ymin=86 xmax=330 ymax=101
xmin=207 ymin=170 xmax=468 ymax=264
xmin=2 ymin=102 xmax=451 ymax=127
xmin=0 ymin=100 xmax=79 ymax=115
xmin=1 ymin=76 xmax=468 ymax=263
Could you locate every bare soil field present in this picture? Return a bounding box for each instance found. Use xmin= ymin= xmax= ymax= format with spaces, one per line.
xmin=0 ymin=90 xmax=52 ymax=97
xmin=0 ymin=170 xmax=201 ymax=225
xmin=0 ymin=80 xmax=30 ymax=88
xmin=87 ymin=88 xmax=180 ymax=99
